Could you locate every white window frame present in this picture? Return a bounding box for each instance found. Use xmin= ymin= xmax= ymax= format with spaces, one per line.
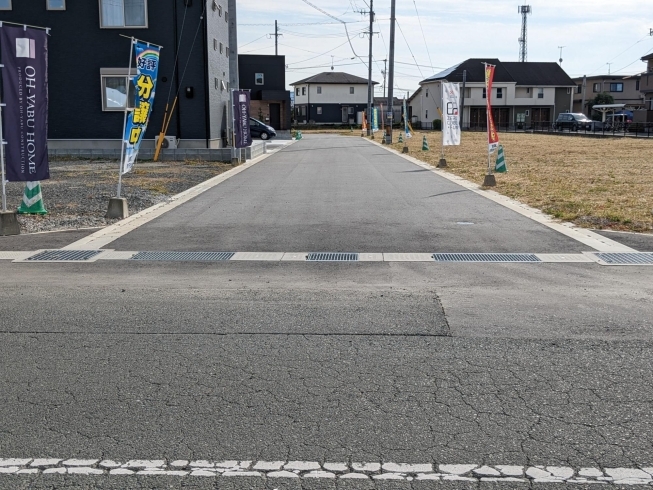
xmin=47 ymin=0 xmax=66 ymax=10
xmin=317 ymin=86 xmax=322 ymax=94
xmin=0 ymin=0 xmax=12 ymax=10
xmin=302 ymin=87 xmax=306 ymax=95
xmin=296 ymin=88 xmax=300 ymax=96
xmin=496 ymin=88 xmax=503 ymax=99
xmin=537 ymin=88 xmax=544 ymax=99
xmin=219 ymin=42 xmax=223 ymax=54
xmin=100 ymin=68 xmax=137 ymax=112
xmin=350 ymin=87 xmax=355 ymax=94
xmin=214 ymin=39 xmax=218 ymax=51
xmin=99 ymin=0 xmax=149 ymax=29
xmin=255 ymin=73 xmax=264 ymax=86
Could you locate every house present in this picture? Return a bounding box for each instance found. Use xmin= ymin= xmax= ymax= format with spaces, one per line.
xmin=290 ymin=72 xmax=378 ymax=124
xmin=640 ymin=53 xmax=653 ymax=122
xmin=374 ymin=96 xmax=403 ymax=126
xmin=572 ymin=74 xmax=645 ymax=121
xmin=0 ymin=0 xmax=231 ymax=149
xmin=409 ymin=58 xmax=576 ymax=129
xmin=238 ymin=54 xmax=291 ymax=131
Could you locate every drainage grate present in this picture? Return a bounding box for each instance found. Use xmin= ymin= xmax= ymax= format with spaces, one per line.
xmin=130 ymin=251 xmax=235 ymax=262
xmin=307 ymin=252 xmax=359 ymax=262
xmin=25 ymin=250 xmax=103 ymax=262
xmin=592 ymin=253 xmax=653 ymax=265
xmin=432 ymin=253 xmax=541 ymax=263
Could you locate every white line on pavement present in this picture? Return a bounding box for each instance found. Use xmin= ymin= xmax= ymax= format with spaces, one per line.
xmin=368 ymin=139 xmax=637 ymax=253
xmin=1 ymin=459 xmax=652 ymax=484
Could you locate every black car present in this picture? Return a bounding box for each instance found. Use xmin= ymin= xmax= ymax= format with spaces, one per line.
xmin=249 ymin=118 xmax=277 ymax=140
xmin=555 ymin=113 xmax=592 ymax=131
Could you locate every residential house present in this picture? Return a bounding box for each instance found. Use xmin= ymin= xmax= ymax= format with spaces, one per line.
xmin=291 ymin=72 xmax=377 ymax=124
xmin=0 ymin=0 xmax=231 ymax=149
xmin=374 ymin=96 xmax=403 ymax=126
xmin=238 ymin=54 xmax=291 ymax=131
xmin=572 ymin=74 xmax=645 ymax=120
xmin=409 ymin=58 xmax=576 ymax=129
xmin=640 ymin=53 xmax=653 ymax=122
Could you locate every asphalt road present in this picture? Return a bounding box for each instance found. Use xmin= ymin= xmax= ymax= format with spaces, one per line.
xmin=1 ymin=135 xmax=652 ymax=489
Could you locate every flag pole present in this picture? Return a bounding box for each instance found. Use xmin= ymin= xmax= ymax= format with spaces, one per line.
xmin=0 ymin=80 xmax=7 ymax=212
xmin=483 ymin=62 xmax=496 ymax=187
xmin=117 ymin=37 xmax=135 ymax=199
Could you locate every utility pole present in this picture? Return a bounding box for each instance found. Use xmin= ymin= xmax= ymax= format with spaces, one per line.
xmin=366 ymin=0 xmax=374 ymax=136
xmin=385 ymin=0 xmax=396 ymax=144
xmin=382 ymin=58 xmax=388 ymax=99
xmin=607 ymin=62 xmax=613 ymax=75
xmin=270 ymin=20 xmax=282 ymax=56
xmin=581 ymin=75 xmax=587 ymax=114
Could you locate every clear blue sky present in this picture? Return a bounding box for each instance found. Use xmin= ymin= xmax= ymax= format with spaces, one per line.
xmin=236 ymin=0 xmax=653 ymax=95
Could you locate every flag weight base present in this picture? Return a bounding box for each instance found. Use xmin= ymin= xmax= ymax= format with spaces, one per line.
xmin=106 ymin=198 xmax=129 ymax=219
xmin=437 ymin=159 xmax=447 ymax=168
xmin=483 ymin=174 xmax=497 ymax=187
xmin=0 ymin=211 xmax=20 ymax=236
xmin=402 ymin=144 xmax=409 ymax=154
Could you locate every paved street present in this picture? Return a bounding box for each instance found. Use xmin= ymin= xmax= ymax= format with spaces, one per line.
xmin=1 ymin=135 xmax=653 ymax=488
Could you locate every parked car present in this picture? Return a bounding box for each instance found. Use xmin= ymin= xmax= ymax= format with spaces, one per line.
xmin=249 ymin=118 xmax=276 ymax=140
xmin=555 ymin=113 xmax=592 ymax=131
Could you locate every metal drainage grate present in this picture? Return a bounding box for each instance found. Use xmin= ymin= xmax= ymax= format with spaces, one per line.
xmin=593 ymin=253 xmax=653 ymax=265
xmin=131 ymin=251 xmax=235 ymax=262
xmin=307 ymin=252 xmax=359 ymax=262
xmin=26 ymin=250 xmax=103 ymax=262
xmin=432 ymin=253 xmax=541 ymax=263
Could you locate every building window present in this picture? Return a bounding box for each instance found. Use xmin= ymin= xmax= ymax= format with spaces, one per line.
xmin=526 ymin=87 xmax=531 ymax=93
xmin=576 ymin=84 xmax=582 ymax=94
xmin=219 ymin=43 xmax=223 ymax=54
xmin=301 ymin=106 xmax=306 ymax=116
xmin=296 ymin=88 xmax=300 ymax=96
xmin=317 ymin=86 xmax=322 ymax=94
xmin=0 ymin=0 xmax=11 ymax=9
xmin=317 ymin=107 xmax=322 ymax=115
xmin=302 ymin=87 xmax=306 ymax=95
xmin=538 ymin=88 xmax=544 ymax=99
xmin=215 ymin=78 xmax=219 ymax=90
xmin=214 ymin=39 xmax=218 ymax=51
xmin=636 ymin=80 xmax=640 ymax=91
xmin=218 ymin=4 xmax=222 ymax=16
xmin=425 ymin=110 xmax=428 ymax=119
xmin=101 ymin=70 xmax=136 ymax=111
xmin=593 ymin=82 xmax=601 ymax=93
xmin=225 ymin=46 xmax=228 ymax=57
xmin=348 ymin=107 xmax=354 ymax=115
xmin=225 ymin=11 xmax=228 ymax=22
xmin=497 ymin=88 xmax=503 ymax=99
xmin=482 ymin=88 xmax=486 ymax=99
xmin=255 ymin=73 xmax=264 ymax=85
xmin=609 ymin=83 xmax=623 ymax=92
xmin=100 ymin=0 xmax=147 ymax=28
xmin=350 ymin=87 xmax=355 ymax=94
xmin=47 ymin=0 xmax=65 ymax=10
xmin=425 ymin=89 xmax=429 ymax=98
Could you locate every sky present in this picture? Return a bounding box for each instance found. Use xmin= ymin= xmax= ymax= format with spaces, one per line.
xmin=235 ymin=0 xmax=653 ymax=96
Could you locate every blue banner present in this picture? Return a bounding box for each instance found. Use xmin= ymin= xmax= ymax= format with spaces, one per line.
xmin=122 ymin=42 xmax=160 ymax=174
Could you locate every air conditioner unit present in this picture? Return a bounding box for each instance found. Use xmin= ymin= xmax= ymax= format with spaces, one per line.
xmin=155 ymin=135 xmax=178 ymax=149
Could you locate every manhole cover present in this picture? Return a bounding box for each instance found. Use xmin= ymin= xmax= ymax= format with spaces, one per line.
xmin=25 ymin=250 xmax=103 ymax=262
xmin=307 ymin=253 xmax=359 ymax=262
xmin=130 ymin=252 xmax=235 ymax=262
xmin=432 ymin=253 xmax=541 ymax=263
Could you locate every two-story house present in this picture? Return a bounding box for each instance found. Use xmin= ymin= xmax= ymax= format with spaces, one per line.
xmin=290 ymin=72 xmax=377 ymax=125
xmin=572 ymin=74 xmax=645 ymax=119
xmin=640 ymin=53 xmax=653 ymax=121
xmin=409 ymin=58 xmax=576 ymax=129
xmin=238 ymin=54 xmax=291 ymax=131
xmin=0 ymin=0 xmax=231 ymax=149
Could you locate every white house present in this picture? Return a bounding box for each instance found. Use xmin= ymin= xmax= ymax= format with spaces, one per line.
xmin=291 ymin=72 xmax=378 ymax=124
xmin=409 ymin=58 xmax=576 ymax=129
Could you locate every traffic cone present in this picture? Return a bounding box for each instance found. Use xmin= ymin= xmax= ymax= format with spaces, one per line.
xmin=398 ymin=132 xmax=404 ymax=144
xmin=17 ymin=181 xmax=47 ymax=215
xmin=495 ymin=145 xmax=507 ymax=173
xmin=422 ymin=135 xmax=430 ymax=151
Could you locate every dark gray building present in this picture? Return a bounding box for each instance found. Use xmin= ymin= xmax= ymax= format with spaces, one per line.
xmin=238 ymin=54 xmax=291 ymax=130
xmin=0 ymin=0 xmax=231 ymax=149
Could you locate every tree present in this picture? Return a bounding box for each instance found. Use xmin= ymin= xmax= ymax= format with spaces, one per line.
xmin=587 ymin=92 xmax=614 ymax=119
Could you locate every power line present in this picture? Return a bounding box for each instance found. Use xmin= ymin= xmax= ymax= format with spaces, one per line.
xmin=587 ymin=33 xmax=652 ymax=75
xmin=395 ymin=19 xmax=424 ymax=78
xmin=238 ymin=34 xmax=268 ymax=49
xmin=411 ymin=0 xmax=434 ymax=72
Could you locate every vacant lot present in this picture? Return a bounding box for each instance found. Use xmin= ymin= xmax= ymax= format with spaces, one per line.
xmin=391 ymin=131 xmax=653 ymax=233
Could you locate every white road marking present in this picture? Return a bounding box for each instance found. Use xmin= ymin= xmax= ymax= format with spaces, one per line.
xmin=369 ymin=139 xmax=637 ymax=253
xmin=1 ymin=458 xmax=652 ymax=484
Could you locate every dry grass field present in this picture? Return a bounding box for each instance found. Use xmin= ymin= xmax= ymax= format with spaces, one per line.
xmin=388 ymin=131 xmax=653 ymax=233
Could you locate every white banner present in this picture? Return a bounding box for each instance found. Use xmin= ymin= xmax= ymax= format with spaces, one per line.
xmin=442 ymin=82 xmax=461 ymax=146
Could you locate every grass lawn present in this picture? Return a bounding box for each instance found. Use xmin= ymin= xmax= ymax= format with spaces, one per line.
xmin=388 ymin=131 xmax=653 ymax=233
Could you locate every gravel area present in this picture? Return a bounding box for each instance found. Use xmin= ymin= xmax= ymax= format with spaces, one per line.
xmin=6 ymin=159 xmax=234 ymax=233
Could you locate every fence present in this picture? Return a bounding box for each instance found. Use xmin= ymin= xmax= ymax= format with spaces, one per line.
xmin=412 ymin=121 xmax=653 ymax=138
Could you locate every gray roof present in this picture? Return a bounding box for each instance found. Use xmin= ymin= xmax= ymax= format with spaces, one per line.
xmin=291 ymin=72 xmax=378 ymax=85
xmin=421 ymin=58 xmax=575 ymax=87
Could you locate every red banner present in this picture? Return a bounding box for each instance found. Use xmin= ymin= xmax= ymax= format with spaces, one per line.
xmin=485 ymin=64 xmax=499 ymax=152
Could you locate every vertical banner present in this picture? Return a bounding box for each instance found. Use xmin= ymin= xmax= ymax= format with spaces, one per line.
xmin=484 ymin=63 xmax=499 ymax=153
xmin=442 ymin=82 xmax=461 ymax=146
xmin=403 ymin=97 xmax=411 ymax=138
xmin=0 ymin=25 xmax=50 ymax=181
xmin=123 ymin=42 xmax=160 ymax=174
xmin=232 ymin=90 xmax=251 ymax=148
xmin=372 ymin=107 xmax=379 ymax=133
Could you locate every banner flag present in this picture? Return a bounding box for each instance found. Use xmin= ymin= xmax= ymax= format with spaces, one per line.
xmin=122 ymin=42 xmax=160 ymax=174
xmin=372 ymin=107 xmax=379 ymax=133
xmin=442 ymin=82 xmax=461 ymax=146
xmin=403 ymin=97 xmax=411 ymax=138
xmin=485 ymin=64 xmax=499 ymax=153
xmin=0 ymin=25 xmax=50 ymax=181
xmin=232 ymin=90 xmax=251 ymax=149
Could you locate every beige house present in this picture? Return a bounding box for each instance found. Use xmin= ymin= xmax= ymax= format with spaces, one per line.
xmin=640 ymin=53 xmax=653 ymax=121
xmin=572 ymin=74 xmax=645 ymax=120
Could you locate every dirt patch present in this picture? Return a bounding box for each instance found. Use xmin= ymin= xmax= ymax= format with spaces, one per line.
xmin=389 ymin=131 xmax=653 ymax=233
xmin=7 ymin=159 xmax=233 ymax=233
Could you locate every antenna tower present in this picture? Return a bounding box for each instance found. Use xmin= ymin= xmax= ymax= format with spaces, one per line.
xmin=518 ymin=5 xmax=532 ymax=62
